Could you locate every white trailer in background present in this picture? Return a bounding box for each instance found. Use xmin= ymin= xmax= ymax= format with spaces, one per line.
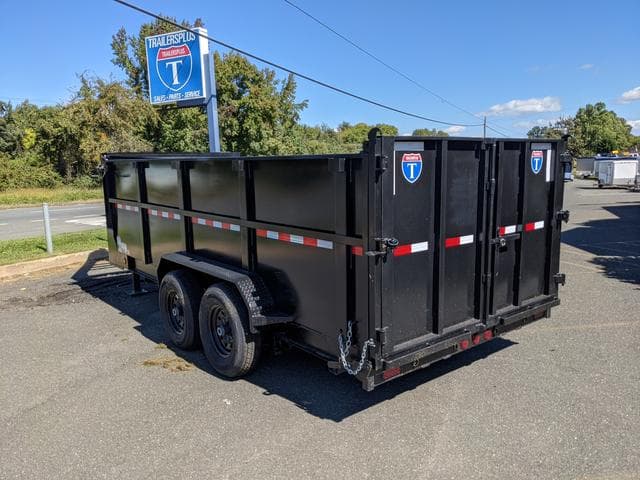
xmin=597 ymin=159 xmax=639 ymax=188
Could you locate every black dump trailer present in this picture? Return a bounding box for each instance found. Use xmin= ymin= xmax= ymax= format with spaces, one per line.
xmin=102 ymin=130 xmax=569 ymax=390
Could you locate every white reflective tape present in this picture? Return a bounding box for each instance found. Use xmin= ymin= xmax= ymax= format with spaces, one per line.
xmin=162 ymin=211 xmax=169 ymax=218
xmin=173 ymin=213 xmax=181 ymax=220
xmin=198 ymin=218 xmax=206 ymax=225
xmin=459 ymin=235 xmax=474 ymax=245
xmin=411 ymin=241 xmax=429 ymax=253
xmin=151 ymin=209 xmax=158 ymax=216
xmin=230 ymin=224 xmax=241 ymax=232
xmin=267 ymin=230 xmax=279 ymax=240
xmin=213 ymin=221 xmax=222 ymax=229
xmin=316 ymin=239 xmax=334 ymax=249
xmin=504 ymin=225 xmax=517 ymax=234
xmin=534 ymin=220 xmax=544 ymax=230
xmin=289 ymin=234 xmax=304 ymax=244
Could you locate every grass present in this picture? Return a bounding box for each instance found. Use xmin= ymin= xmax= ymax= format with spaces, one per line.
xmin=0 ymin=228 xmax=107 ymax=265
xmin=0 ymin=187 xmax=103 ymax=208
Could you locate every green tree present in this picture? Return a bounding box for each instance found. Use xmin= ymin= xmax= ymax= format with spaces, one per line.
xmin=572 ymin=103 xmax=633 ymax=156
xmin=412 ymin=128 xmax=449 ymax=136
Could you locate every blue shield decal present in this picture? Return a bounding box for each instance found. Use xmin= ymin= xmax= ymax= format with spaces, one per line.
xmin=156 ymin=44 xmax=193 ymax=92
xmin=401 ymin=153 xmax=423 ymax=184
xmin=531 ymin=150 xmax=544 ymax=175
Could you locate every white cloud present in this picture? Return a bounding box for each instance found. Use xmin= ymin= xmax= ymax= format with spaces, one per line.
xmin=579 ymin=63 xmax=594 ymax=70
xmin=482 ymin=96 xmax=562 ymax=117
xmin=619 ymin=86 xmax=640 ymax=104
xmin=445 ymin=125 xmax=465 ymax=135
xmin=628 ymin=120 xmax=640 ymax=134
xmin=512 ymin=119 xmax=553 ymax=129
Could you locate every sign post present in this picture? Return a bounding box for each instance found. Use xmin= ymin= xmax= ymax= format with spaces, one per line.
xmin=145 ymin=28 xmax=220 ymax=152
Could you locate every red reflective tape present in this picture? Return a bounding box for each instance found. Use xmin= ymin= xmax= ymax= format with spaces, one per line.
xmin=256 ymin=229 xmax=267 ymax=238
xmin=351 ymin=246 xmax=364 ymax=256
xmin=524 ymin=222 xmax=535 ymax=232
xmin=303 ymin=237 xmax=317 ymax=247
xmin=393 ymin=244 xmax=412 ymax=256
xmin=445 ymin=237 xmax=460 ymax=248
xmin=279 ymin=232 xmax=291 ymax=242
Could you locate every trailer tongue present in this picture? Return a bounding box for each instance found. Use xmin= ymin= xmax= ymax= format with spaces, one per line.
xmin=102 ymin=129 xmax=568 ymax=390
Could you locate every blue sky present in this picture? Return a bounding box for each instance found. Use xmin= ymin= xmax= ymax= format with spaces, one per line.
xmin=1 ymin=0 xmax=639 ymax=137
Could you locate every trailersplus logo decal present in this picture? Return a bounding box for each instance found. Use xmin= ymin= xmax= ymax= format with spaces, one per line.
xmin=401 ymin=153 xmax=423 ymax=183
xmin=156 ymin=43 xmax=193 ymax=92
xmin=531 ymin=150 xmax=544 ymax=174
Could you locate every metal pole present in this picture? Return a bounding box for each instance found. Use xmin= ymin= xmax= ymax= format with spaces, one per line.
xmin=205 ymin=50 xmax=221 ymax=152
xmin=42 ymin=203 xmax=53 ymax=254
xmin=483 ymin=116 xmax=487 ymax=140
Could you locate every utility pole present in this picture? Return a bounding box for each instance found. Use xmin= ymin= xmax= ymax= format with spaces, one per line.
xmin=483 ymin=116 xmax=487 ymax=140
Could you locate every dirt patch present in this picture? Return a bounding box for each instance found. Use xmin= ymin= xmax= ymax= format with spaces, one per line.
xmin=143 ymin=355 xmax=193 ymax=372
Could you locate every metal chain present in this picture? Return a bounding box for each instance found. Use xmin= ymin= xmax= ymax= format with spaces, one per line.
xmin=338 ymin=321 xmax=375 ymax=376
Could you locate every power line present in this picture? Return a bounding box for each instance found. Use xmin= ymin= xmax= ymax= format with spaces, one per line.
xmin=281 ymin=0 xmax=515 ymax=137
xmin=113 ymin=0 xmax=483 ymax=128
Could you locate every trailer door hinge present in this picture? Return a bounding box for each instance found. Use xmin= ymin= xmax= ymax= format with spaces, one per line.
xmin=556 ymin=210 xmax=570 ymax=223
xmin=554 ymin=273 xmax=566 ymax=286
xmin=376 ymin=327 xmax=388 ymax=347
xmin=375 ymin=155 xmax=389 ymax=174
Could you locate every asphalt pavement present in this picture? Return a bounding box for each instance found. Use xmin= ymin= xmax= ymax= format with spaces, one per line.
xmin=0 ymin=203 xmax=105 ymax=240
xmin=0 ymin=179 xmax=638 ymax=479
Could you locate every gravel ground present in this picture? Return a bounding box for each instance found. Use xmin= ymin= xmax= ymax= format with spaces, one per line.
xmin=0 ymin=179 xmax=638 ymax=480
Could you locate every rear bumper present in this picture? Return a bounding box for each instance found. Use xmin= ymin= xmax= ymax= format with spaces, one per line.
xmin=360 ymin=297 xmax=560 ymax=391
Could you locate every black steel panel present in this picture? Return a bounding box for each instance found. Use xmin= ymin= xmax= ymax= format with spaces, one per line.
xmin=192 ymin=224 xmax=242 ymax=267
xmin=148 ymin=215 xmax=184 ymax=267
xmin=441 ymin=141 xmax=482 ymax=329
xmin=492 ymin=143 xmax=522 ymax=312
xmin=521 ymin=144 xmax=554 ymax=301
xmin=382 ymin=144 xmax=436 ymax=348
xmin=256 ymin=237 xmax=344 ymax=356
xmin=115 ymin=209 xmax=144 ymax=259
xmin=146 ymin=162 xmax=179 ymax=207
xmin=190 ymin=161 xmax=241 ymax=217
xmin=114 ymin=162 xmax=139 ymax=201
xmin=253 ymin=159 xmax=336 ymax=231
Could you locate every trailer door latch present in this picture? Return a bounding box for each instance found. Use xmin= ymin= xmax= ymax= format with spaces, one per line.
xmin=366 ymin=237 xmax=399 ymax=257
xmin=556 ymin=210 xmax=570 ymax=223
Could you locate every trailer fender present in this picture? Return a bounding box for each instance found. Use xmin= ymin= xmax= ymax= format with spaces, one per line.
xmin=158 ymin=253 xmax=293 ymax=333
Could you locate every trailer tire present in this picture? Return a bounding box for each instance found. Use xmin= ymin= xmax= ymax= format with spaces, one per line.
xmin=198 ymin=283 xmax=261 ymax=378
xmin=158 ymin=270 xmax=203 ymax=350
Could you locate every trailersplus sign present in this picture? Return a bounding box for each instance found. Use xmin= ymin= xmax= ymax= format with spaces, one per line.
xmin=531 ymin=150 xmax=544 ymax=174
xmin=145 ymin=28 xmax=209 ymax=105
xmin=401 ymin=153 xmax=423 ymax=183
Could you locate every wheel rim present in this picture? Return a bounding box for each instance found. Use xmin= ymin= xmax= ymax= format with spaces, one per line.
xmin=209 ymin=304 xmax=233 ymax=357
xmin=166 ymin=291 xmax=185 ymax=335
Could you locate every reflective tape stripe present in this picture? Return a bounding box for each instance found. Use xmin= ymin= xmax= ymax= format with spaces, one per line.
xmin=393 ymin=241 xmax=429 ymax=257
xmin=256 ymin=228 xmax=333 ymax=250
xmin=498 ymin=224 xmax=518 ymax=236
xmin=524 ymin=220 xmax=545 ymax=232
xmin=147 ymin=209 xmax=180 ymax=220
xmin=115 ymin=203 xmax=139 ymax=212
xmin=445 ymin=234 xmax=474 ymax=248
xmin=191 ymin=217 xmax=240 ymax=231
xmin=351 ymin=246 xmax=364 ymax=256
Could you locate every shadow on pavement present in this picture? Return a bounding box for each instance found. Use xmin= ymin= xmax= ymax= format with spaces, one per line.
xmin=562 ymin=204 xmax=640 ymax=286
xmin=70 ymin=255 xmax=516 ymax=422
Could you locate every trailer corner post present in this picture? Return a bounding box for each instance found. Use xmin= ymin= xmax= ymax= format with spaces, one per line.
xmin=42 ymin=203 xmax=53 ymax=254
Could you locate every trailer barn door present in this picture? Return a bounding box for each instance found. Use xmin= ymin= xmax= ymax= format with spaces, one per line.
xmin=488 ymin=141 xmax=556 ymax=315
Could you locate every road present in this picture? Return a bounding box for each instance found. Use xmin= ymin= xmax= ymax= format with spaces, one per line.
xmin=0 ymin=179 xmax=638 ymax=479
xmin=0 ymin=203 xmax=105 ymax=240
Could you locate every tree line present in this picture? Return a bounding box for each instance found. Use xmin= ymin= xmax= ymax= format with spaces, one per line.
xmin=1 ymin=17 xmax=637 ymax=191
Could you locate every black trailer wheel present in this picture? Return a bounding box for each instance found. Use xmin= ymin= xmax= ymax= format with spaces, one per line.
xmin=199 ymin=283 xmax=261 ymax=378
xmin=158 ymin=270 xmax=203 ymax=350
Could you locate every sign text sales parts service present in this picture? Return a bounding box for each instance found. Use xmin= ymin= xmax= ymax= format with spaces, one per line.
xmin=145 ymin=28 xmax=209 ymax=106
